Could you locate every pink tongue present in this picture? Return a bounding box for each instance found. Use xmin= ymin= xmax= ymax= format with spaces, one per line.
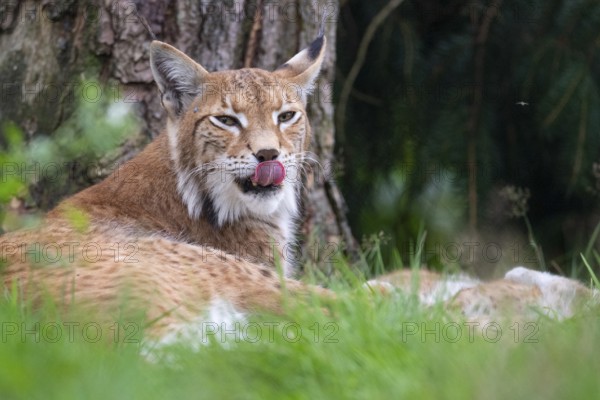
xmin=252 ymin=161 xmax=286 ymax=187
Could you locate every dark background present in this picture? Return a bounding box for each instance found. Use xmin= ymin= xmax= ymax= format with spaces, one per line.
xmin=336 ymin=0 xmax=600 ymax=277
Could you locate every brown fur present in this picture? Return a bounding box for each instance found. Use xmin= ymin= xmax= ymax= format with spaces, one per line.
xmin=1 ymin=35 xmax=329 ymax=338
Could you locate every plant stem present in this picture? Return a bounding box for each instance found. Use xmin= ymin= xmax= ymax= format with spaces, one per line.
xmin=523 ymin=215 xmax=547 ymax=271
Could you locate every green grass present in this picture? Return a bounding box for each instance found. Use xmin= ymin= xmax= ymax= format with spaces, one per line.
xmin=1 ymin=230 xmax=599 ymax=399
xmin=1 ymin=273 xmax=599 ymax=400
xmin=2 ymin=105 xmax=600 ymax=398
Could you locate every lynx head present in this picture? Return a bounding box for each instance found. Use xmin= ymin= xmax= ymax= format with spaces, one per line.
xmin=149 ymin=34 xmax=326 ymax=228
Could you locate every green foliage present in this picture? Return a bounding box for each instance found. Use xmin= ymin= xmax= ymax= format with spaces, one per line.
xmin=338 ymin=0 xmax=600 ymax=274
xmin=32 ymin=88 xmax=136 ymax=163
xmin=62 ymin=205 xmax=91 ymax=233
xmin=0 ymin=123 xmax=27 ymax=203
xmin=581 ymin=254 xmax=600 ymax=289
xmin=0 ymin=80 xmax=137 ymax=231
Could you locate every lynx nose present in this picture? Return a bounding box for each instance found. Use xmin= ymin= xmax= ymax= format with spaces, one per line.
xmin=254 ymin=148 xmax=280 ymax=162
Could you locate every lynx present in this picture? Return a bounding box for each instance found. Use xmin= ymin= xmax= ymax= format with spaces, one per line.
xmin=367 ymin=266 xmax=598 ymax=323
xmin=1 ymin=32 xmax=596 ymax=345
xmin=1 ymin=33 xmax=331 ymax=339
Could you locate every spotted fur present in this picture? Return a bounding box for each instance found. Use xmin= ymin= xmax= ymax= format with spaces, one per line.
xmin=1 ymin=34 xmax=329 ymax=340
xmin=367 ymin=267 xmax=599 ymax=323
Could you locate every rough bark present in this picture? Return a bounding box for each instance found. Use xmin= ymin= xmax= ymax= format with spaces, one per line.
xmin=0 ymin=0 xmax=357 ymax=269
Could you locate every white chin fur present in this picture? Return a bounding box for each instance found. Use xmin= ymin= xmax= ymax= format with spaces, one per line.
xmin=240 ymin=189 xmax=286 ymax=216
xmin=205 ymin=171 xmax=299 ymax=227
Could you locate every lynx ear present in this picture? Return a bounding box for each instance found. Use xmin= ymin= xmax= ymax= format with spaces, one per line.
xmin=274 ymin=33 xmax=326 ymax=102
xmin=150 ymin=41 xmax=209 ymax=117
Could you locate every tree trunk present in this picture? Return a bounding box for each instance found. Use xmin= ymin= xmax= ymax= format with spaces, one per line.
xmin=0 ymin=0 xmax=357 ymax=270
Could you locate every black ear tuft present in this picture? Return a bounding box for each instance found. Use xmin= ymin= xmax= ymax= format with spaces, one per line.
xmin=308 ymin=35 xmax=324 ymax=60
xmin=273 ymin=32 xmax=327 ymax=103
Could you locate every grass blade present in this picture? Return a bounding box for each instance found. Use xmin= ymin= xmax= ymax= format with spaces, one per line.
xmin=580 ymin=253 xmax=600 ymax=289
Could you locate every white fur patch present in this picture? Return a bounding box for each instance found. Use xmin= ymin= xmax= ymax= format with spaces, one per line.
xmin=166 ymin=120 xmax=204 ymax=220
xmin=142 ymin=298 xmax=248 ymax=360
xmin=203 ymin=154 xmax=300 ymax=225
xmin=504 ymin=266 xmax=583 ymax=319
xmin=420 ymin=276 xmax=481 ymax=306
xmin=166 ymin=120 xmax=180 ymax=164
xmin=365 ymin=273 xmax=480 ymax=305
xmin=176 ymin=169 xmax=204 ymax=220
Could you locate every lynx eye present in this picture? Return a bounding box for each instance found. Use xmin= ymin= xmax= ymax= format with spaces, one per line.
xmin=215 ymin=115 xmax=239 ymax=126
xmin=278 ymin=111 xmax=296 ymax=123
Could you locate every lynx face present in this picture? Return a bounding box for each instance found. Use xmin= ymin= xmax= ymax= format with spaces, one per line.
xmin=150 ymin=36 xmax=326 ymax=228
